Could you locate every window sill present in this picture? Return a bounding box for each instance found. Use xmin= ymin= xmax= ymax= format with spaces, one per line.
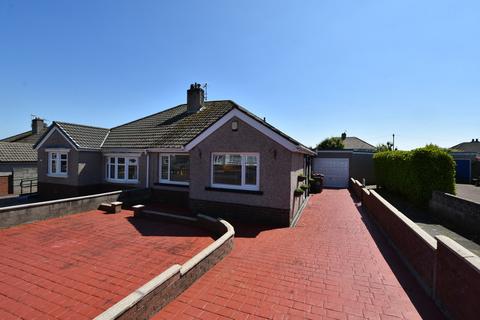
xmin=47 ymin=174 xmax=68 ymax=178
xmin=205 ymin=186 xmax=263 ymax=195
xmin=154 ymin=182 xmax=189 ymax=188
xmin=106 ymin=179 xmax=139 ymax=184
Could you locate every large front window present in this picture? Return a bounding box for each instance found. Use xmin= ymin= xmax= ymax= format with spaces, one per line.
xmin=159 ymin=154 xmax=190 ymax=185
xmin=107 ymin=156 xmax=138 ymax=183
xmin=48 ymin=150 xmax=68 ymax=177
xmin=212 ymin=153 xmax=259 ymax=190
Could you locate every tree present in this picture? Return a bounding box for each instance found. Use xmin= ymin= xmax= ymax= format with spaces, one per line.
xmin=316 ymin=137 xmax=344 ymax=150
xmin=375 ymin=143 xmax=392 ymax=152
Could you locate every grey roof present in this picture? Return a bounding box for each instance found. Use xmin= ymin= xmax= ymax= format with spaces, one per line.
xmin=1 ymin=128 xmax=48 ymax=144
xmin=32 ymin=100 xmax=313 ymax=154
xmin=451 ymin=140 xmax=480 ymax=153
xmin=54 ymin=122 xmax=110 ymax=150
xmin=103 ymin=101 xmax=234 ymax=149
xmin=0 ymin=142 xmax=37 ymax=162
xmin=341 ymin=137 xmax=375 ymax=151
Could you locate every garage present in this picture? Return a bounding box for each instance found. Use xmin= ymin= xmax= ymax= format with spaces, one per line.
xmin=313 ymin=158 xmax=349 ymax=188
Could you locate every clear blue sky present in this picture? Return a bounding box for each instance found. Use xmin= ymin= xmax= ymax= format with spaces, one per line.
xmin=1 ymin=0 xmax=479 ymax=150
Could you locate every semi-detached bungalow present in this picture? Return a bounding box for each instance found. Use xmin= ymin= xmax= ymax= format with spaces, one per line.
xmin=33 ymin=84 xmax=315 ymax=226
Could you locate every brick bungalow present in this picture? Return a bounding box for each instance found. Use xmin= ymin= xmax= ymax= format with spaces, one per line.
xmin=33 ymin=84 xmax=315 ymax=226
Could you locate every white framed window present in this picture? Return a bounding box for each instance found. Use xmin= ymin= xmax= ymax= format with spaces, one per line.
xmin=159 ymin=154 xmax=190 ymax=185
xmin=106 ymin=156 xmax=139 ymax=183
xmin=47 ymin=149 xmax=69 ymax=177
xmin=211 ymin=153 xmax=259 ymax=191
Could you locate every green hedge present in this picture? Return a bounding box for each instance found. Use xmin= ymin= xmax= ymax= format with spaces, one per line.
xmin=373 ymin=145 xmax=455 ymax=206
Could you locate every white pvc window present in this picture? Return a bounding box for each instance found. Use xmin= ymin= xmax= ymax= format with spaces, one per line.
xmin=211 ymin=153 xmax=259 ymax=190
xmin=107 ymin=156 xmax=138 ymax=183
xmin=48 ymin=151 xmax=68 ymax=177
xmin=159 ymin=154 xmax=190 ymax=185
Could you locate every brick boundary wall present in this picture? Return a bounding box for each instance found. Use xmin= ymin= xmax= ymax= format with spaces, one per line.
xmin=429 ymin=191 xmax=480 ymax=238
xmin=94 ymin=211 xmax=235 ymax=320
xmin=349 ymin=178 xmax=480 ymax=320
xmin=0 ymin=188 xmax=150 ymax=229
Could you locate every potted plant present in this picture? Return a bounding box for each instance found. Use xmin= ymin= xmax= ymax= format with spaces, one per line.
xmin=297 ymin=173 xmax=306 ymax=182
xmin=294 ymin=187 xmax=304 ymax=197
xmin=300 ymin=184 xmax=309 ymax=192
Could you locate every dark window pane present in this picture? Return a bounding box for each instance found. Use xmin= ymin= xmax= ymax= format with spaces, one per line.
xmin=118 ymin=165 xmax=125 ymax=179
xmin=245 ymin=165 xmax=257 ymax=185
xmin=161 ymin=156 xmax=169 ymax=180
xmin=51 ymin=160 xmax=57 ymax=173
xmin=110 ymin=157 xmax=115 ymax=164
xmin=213 ymin=154 xmax=242 ymax=185
xmin=118 ymin=158 xmax=125 ymax=164
xmin=170 ymin=155 xmax=189 ymax=182
xmin=60 ymin=154 xmax=67 ymax=160
xmin=109 ymin=164 xmax=115 ymax=179
xmin=128 ymin=165 xmax=137 ymax=180
xmin=60 ymin=160 xmax=67 ymax=173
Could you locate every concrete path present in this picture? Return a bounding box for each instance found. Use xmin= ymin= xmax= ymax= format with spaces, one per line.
xmin=0 ymin=210 xmax=213 ymax=320
xmin=456 ymin=183 xmax=480 ymax=204
xmin=153 ymin=189 xmax=443 ymax=320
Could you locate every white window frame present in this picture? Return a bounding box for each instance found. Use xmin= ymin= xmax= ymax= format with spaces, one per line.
xmin=211 ymin=152 xmax=260 ymax=191
xmin=47 ymin=149 xmax=69 ymax=178
xmin=106 ymin=155 xmax=139 ymax=183
xmin=159 ymin=153 xmax=190 ymax=185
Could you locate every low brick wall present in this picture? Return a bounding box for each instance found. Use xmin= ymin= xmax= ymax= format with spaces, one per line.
xmin=429 ymin=191 xmax=480 ymax=237
xmin=0 ymin=188 xmax=150 ymax=229
xmin=95 ymin=211 xmax=234 ymax=320
xmin=350 ymin=179 xmax=480 ymax=320
xmin=190 ymin=198 xmax=290 ymax=227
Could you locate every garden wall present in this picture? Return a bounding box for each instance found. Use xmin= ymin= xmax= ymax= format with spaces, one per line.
xmin=429 ymin=191 xmax=480 ymax=237
xmin=0 ymin=188 xmax=150 ymax=229
xmin=350 ymin=178 xmax=480 ymax=320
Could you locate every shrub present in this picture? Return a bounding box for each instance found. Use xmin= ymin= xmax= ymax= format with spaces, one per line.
xmin=373 ymin=145 xmax=455 ymax=206
xmin=316 ymin=137 xmax=344 ymax=150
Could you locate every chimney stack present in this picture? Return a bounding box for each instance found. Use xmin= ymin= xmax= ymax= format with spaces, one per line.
xmin=187 ymin=83 xmax=204 ymax=113
xmin=31 ymin=117 xmax=45 ymax=134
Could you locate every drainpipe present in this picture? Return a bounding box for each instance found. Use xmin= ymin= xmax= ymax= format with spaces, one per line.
xmin=146 ymin=151 xmax=149 ymax=188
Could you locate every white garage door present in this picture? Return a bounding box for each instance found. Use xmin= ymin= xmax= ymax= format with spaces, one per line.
xmin=313 ymin=158 xmax=349 ymax=188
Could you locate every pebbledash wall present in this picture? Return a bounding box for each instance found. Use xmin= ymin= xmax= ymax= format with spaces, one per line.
xmin=350 ymin=179 xmax=480 ymax=320
xmin=37 ymin=117 xmax=309 ymax=226
xmin=188 ymin=117 xmax=307 ymax=226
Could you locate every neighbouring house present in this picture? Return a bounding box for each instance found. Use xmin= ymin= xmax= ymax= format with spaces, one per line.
xmin=450 ymin=138 xmax=480 ymax=183
xmin=33 ymin=84 xmax=315 ymax=226
xmin=0 ymin=118 xmax=46 ymax=196
xmin=1 ymin=117 xmax=48 ymax=144
xmin=314 ymin=133 xmax=375 ymax=188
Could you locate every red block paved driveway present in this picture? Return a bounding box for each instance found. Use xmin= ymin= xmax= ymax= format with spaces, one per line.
xmin=0 ymin=210 xmax=213 ymax=320
xmin=154 ymin=189 xmax=443 ymax=320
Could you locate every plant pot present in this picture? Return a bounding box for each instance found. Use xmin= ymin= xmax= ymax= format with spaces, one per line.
xmin=294 ymin=189 xmax=304 ymax=197
xmin=298 ymin=175 xmax=306 ymax=182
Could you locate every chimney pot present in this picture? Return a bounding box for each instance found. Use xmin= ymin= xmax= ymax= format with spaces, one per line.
xmin=341 ymin=132 xmax=347 ymax=140
xmin=187 ymin=83 xmax=205 ymax=113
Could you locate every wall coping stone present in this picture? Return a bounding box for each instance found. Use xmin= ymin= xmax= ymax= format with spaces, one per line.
xmin=94 ymin=264 xmax=182 ymax=320
xmin=436 ymin=235 xmax=480 ymax=272
xmin=0 ymin=190 xmax=123 ymax=212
